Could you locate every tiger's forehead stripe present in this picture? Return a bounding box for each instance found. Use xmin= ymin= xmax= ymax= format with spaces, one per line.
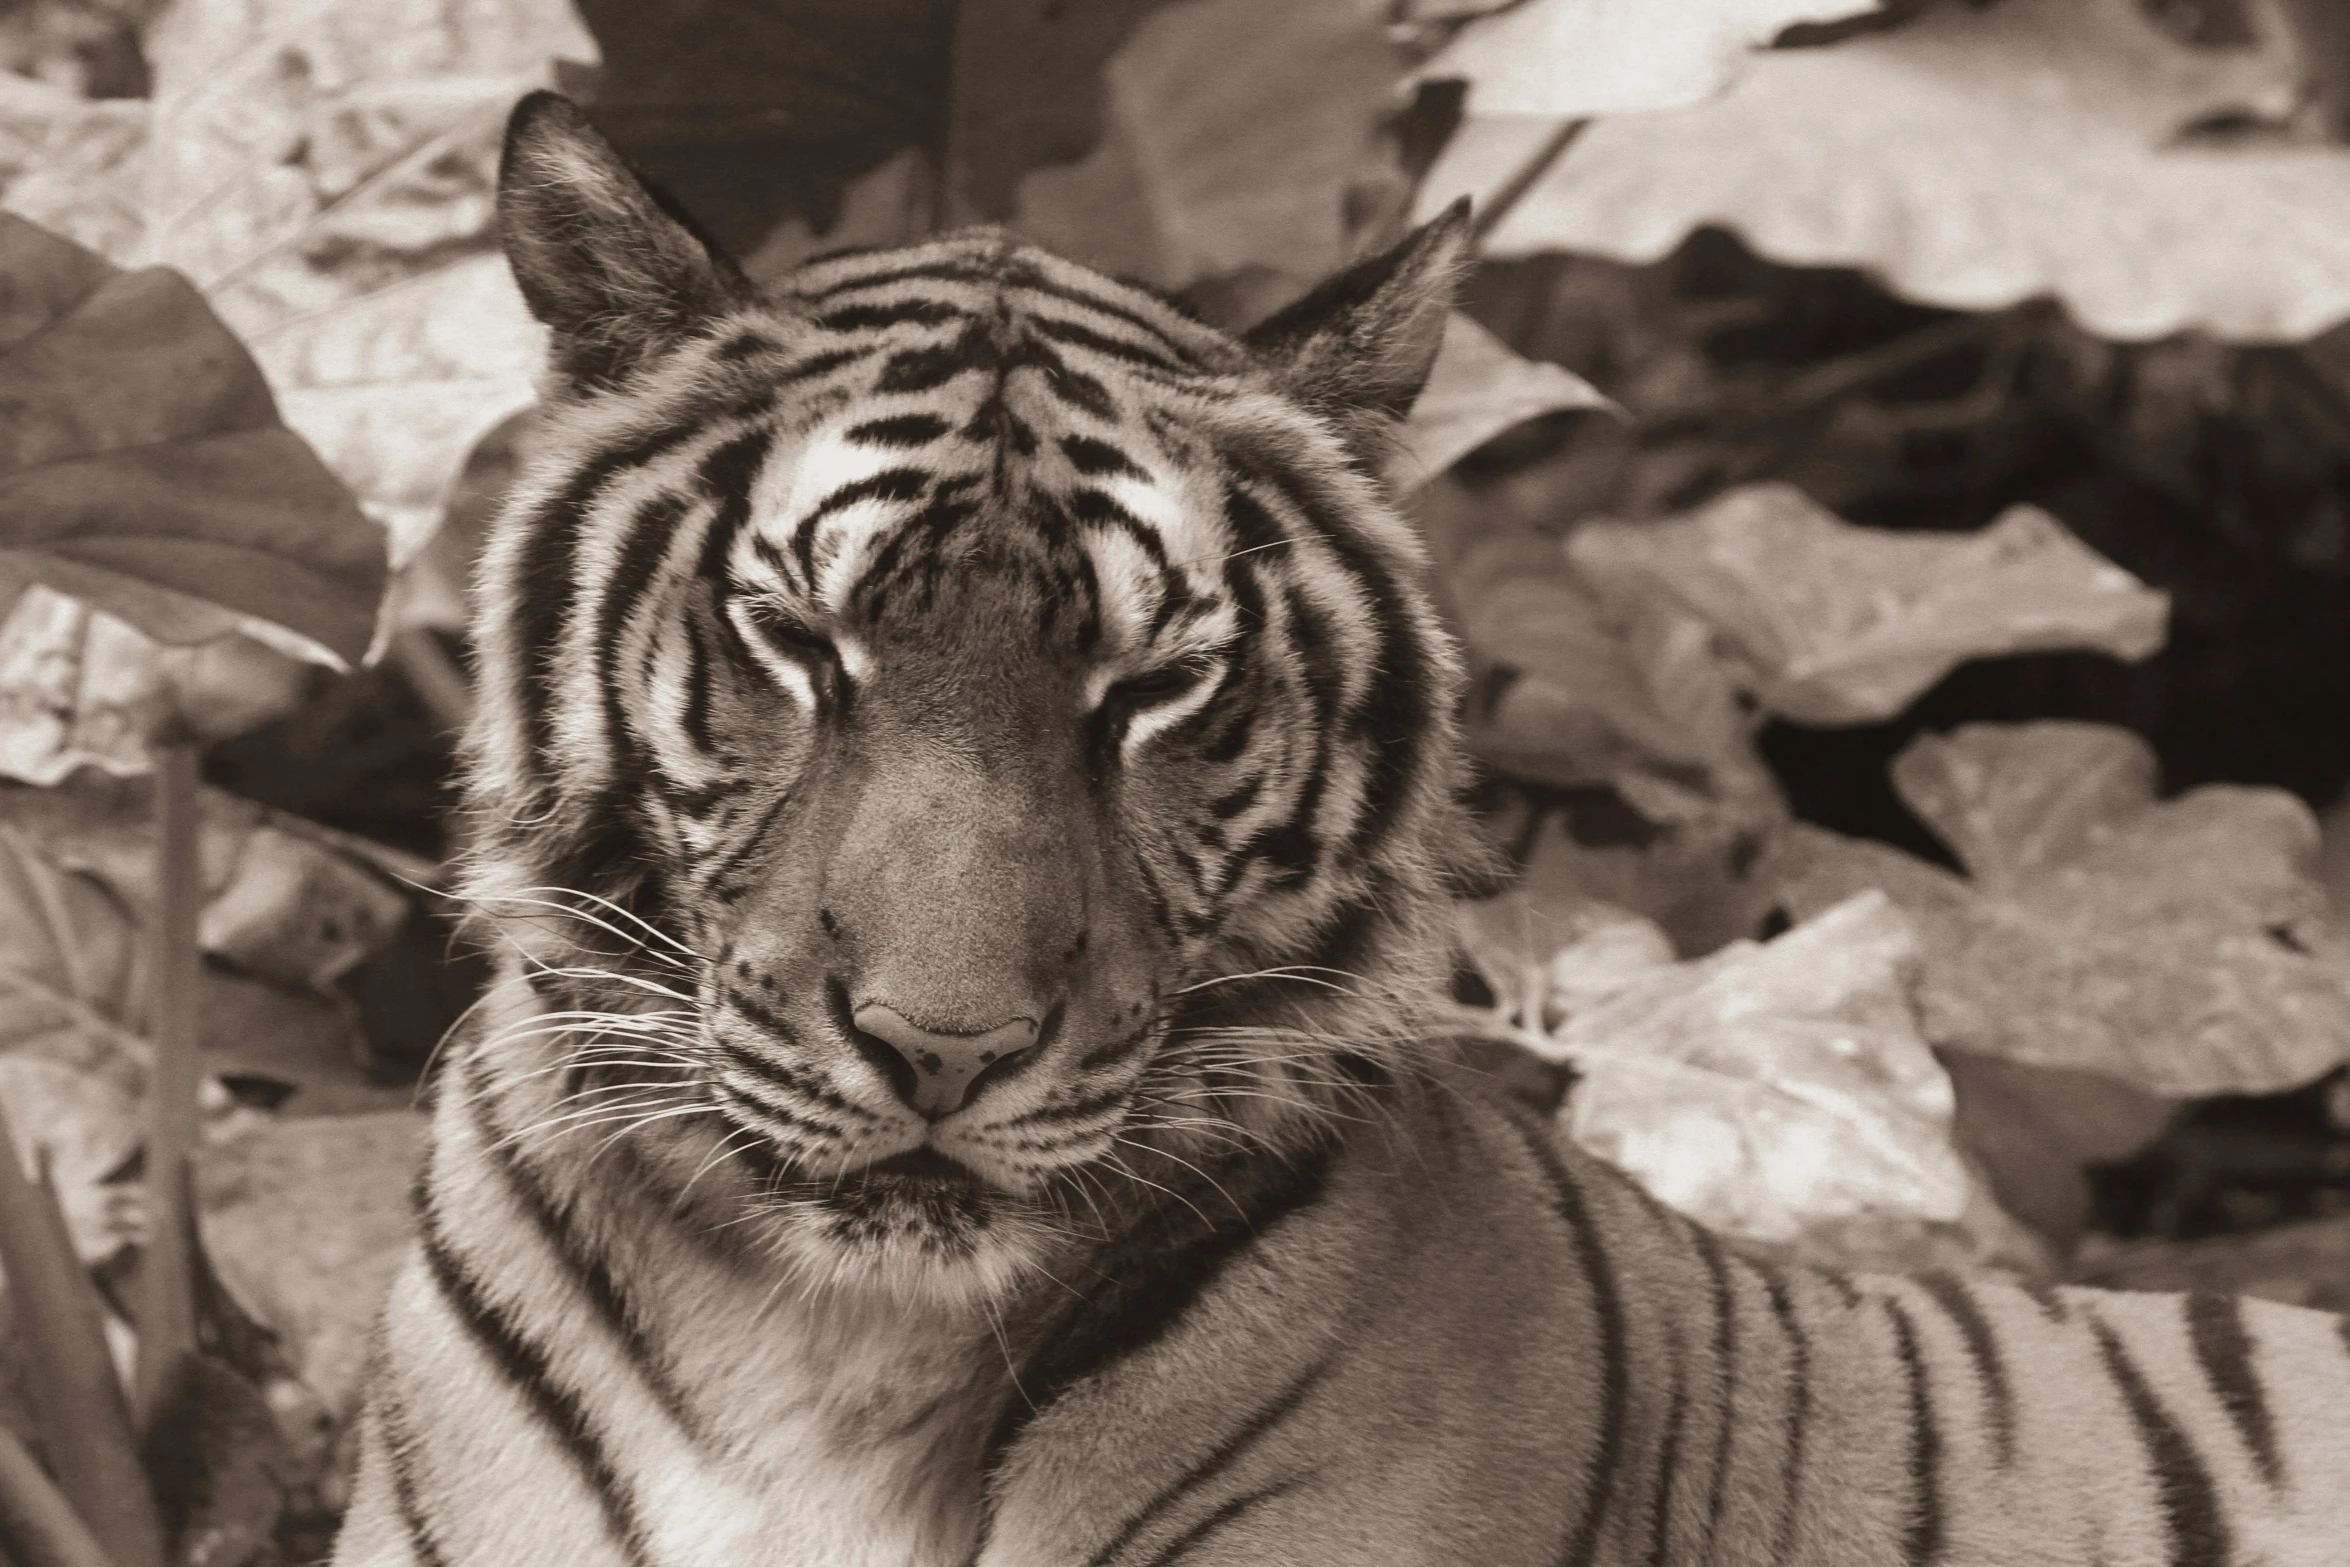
xmin=676 ymin=267 xmax=1239 ymax=658
xmin=787 ymin=232 xmax=1229 ymax=362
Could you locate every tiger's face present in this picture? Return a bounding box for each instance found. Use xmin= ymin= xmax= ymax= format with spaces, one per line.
xmin=468 ymin=95 xmax=1474 ymax=1301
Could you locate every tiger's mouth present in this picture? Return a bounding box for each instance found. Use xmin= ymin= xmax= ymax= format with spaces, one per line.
xmin=862 ymin=1146 xmax=985 ymax=1186
xmin=723 ymin=1122 xmax=1000 ymax=1198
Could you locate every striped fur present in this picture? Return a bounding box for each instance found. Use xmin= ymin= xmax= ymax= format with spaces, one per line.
xmin=332 ymin=93 xmax=2350 ymax=1567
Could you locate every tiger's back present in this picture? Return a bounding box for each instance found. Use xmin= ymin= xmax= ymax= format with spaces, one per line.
xmin=333 ymin=92 xmax=2350 ymax=1567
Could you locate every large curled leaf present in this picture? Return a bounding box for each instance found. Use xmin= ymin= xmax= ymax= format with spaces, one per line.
xmin=1427 ymin=0 xmax=2350 ymax=342
xmin=1767 ymin=721 xmax=2350 ymax=1096
xmin=1451 ymin=529 xmax=1782 ymax=818
xmin=1542 ymin=891 xmax=2035 ymax=1270
xmin=577 ymin=0 xmax=952 ymax=257
xmin=1416 ymin=0 xmax=1880 ymax=117
xmin=136 ymin=0 xmax=593 ymax=581
xmin=0 ymin=214 xmax=383 ymax=667
xmin=1566 ymin=483 xmax=2169 ymax=724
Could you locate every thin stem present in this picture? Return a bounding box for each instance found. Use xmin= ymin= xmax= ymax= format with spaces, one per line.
xmin=1468 ymin=118 xmax=1587 ymax=247
xmin=0 ymin=1422 xmax=120 ymax=1567
xmin=133 ymin=741 xmax=202 ymax=1432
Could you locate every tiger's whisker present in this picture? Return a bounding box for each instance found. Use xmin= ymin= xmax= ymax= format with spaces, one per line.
xmin=495 ymin=884 xmax=703 ymax=959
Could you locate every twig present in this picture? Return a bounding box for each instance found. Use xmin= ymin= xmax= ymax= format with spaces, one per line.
xmin=0 ymin=1109 xmax=163 ymax=1567
xmin=0 ymin=1423 xmax=119 ymax=1567
xmin=132 ymin=740 xmax=201 ymax=1432
xmin=1469 ymin=118 xmax=1587 ymax=247
xmin=1767 ymin=312 xmax=2004 ymax=422
xmin=1636 ymin=312 xmax=2010 ymax=447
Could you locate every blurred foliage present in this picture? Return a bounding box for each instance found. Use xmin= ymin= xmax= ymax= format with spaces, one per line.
xmin=1458 ymin=233 xmax=2350 ymax=827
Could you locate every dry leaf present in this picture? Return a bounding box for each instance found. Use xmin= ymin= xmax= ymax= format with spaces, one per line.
xmin=0 ymin=1054 xmax=140 ymax=1262
xmin=1011 ymin=0 xmax=1398 ymax=298
xmin=0 ymin=585 xmax=310 ymax=784
xmin=0 ymin=213 xmax=384 ymax=668
xmin=1430 ymin=0 xmax=2350 ymax=342
xmin=0 ymin=795 xmax=381 ymax=1260
xmin=1456 ymin=888 xmax=1674 ymax=1033
xmin=135 ymin=0 xmax=592 ymax=580
xmin=0 ymin=826 xmax=164 ymax=1264
xmin=1566 ymin=483 xmax=2169 ymax=724
xmin=1386 ymin=312 xmax=1614 ymax=488
xmin=1894 ymin=718 xmax=2158 ymax=893
xmin=6 ymin=770 xmax=409 ymax=995
xmin=199 ymin=1111 xmax=421 ymax=1423
xmin=1397 ymin=0 xmax=1519 ymax=18
xmin=1417 ymin=0 xmax=1880 ymax=117
xmin=0 ymin=818 xmax=159 ymax=1252
xmin=1501 ymin=808 xmax=1776 ymax=960
xmin=1767 ymin=721 xmax=2350 ymax=1096
xmin=2070 ymin=1214 xmax=2350 ymax=1313
xmin=1549 ymin=891 xmax=2029 ymax=1267
xmin=0 ymin=782 xmax=385 ymax=1142
xmin=0 ymin=75 xmax=143 ymax=257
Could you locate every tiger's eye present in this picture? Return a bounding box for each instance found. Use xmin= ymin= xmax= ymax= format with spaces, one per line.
xmin=750 ymin=611 xmax=837 ymax=668
xmin=727 ymin=598 xmax=846 ymax=704
xmin=1107 ymin=659 xmax=1210 ymax=712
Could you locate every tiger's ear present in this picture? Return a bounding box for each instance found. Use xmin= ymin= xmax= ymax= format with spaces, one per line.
xmin=1243 ymin=199 xmax=1472 ymax=424
xmin=498 ymin=91 xmax=753 ymax=390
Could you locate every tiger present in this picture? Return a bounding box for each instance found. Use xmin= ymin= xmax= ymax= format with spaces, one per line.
xmin=330 ymin=90 xmax=2350 ymax=1567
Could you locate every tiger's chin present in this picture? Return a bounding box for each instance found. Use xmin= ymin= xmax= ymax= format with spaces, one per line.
xmin=741 ymin=1141 xmax=1071 ymax=1310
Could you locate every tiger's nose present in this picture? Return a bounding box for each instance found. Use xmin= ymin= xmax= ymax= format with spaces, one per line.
xmin=851 ymin=1003 xmax=1042 ymax=1117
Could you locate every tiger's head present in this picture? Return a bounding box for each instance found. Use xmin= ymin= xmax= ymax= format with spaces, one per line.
xmin=464 ymin=93 xmax=1480 ymax=1302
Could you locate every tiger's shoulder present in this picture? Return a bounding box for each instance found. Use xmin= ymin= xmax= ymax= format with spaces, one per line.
xmin=982 ymin=1068 xmax=2350 ymax=1567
